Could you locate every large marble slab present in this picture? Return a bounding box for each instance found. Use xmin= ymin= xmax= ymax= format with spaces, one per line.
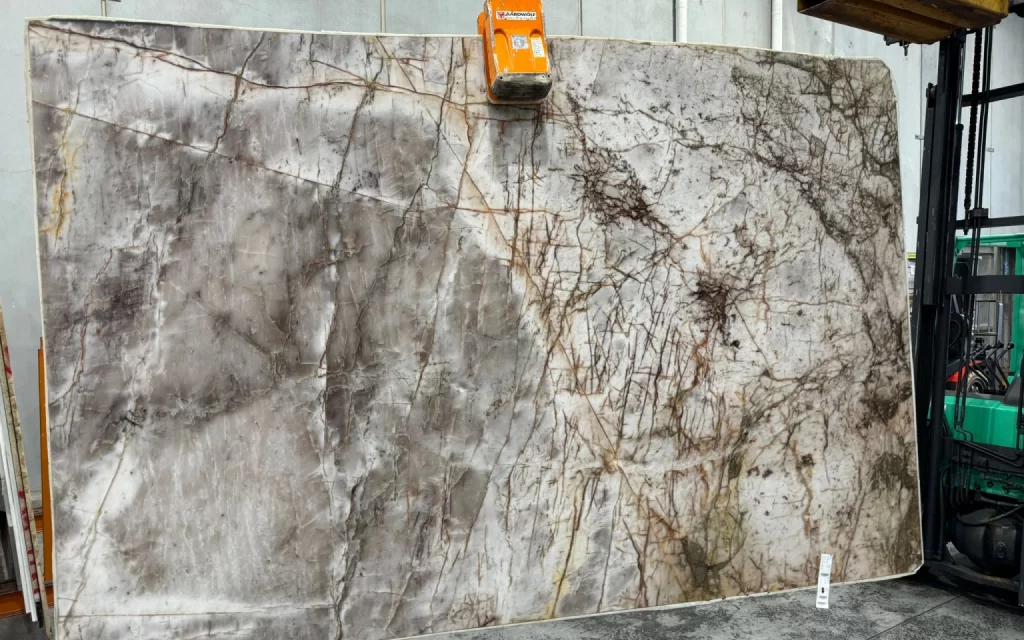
xmin=29 ymin=19 xmax=919 ymax=640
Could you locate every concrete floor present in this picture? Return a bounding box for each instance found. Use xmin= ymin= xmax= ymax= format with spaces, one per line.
xmin=1 ymin=577 xmax=1021 ymax=639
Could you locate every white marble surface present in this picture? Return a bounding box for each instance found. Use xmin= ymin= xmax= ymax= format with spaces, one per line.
xmin=29 ymin=19 xmax=919 ymax=640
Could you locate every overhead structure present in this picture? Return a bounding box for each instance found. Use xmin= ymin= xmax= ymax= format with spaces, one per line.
xmin=799 ymin=0 xmax=1009 ymax=43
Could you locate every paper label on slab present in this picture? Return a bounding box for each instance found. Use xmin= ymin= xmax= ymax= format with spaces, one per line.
xmin=511 ymin=35 xmax=528 ymax=50
xmin=816 ymin=553 xmax=833 ymax=609
xmin=496 ymin=10 xmax=537 ymax=20
xmin=531 ymin=37 xmax=545 ymax=58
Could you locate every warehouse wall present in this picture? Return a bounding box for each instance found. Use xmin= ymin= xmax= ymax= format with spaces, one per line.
xmin=2 ymin=1 xmax=1022 ymax=491
xmin=954 ymin=19 xmax=1024 ymax=228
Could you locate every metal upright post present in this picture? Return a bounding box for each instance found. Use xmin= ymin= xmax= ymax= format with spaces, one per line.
xmin=910 ymin=32 xmax=966 ymax=561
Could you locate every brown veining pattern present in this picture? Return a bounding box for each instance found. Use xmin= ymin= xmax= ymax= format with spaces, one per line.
xmin=29 ymin=19 xmax=919 ymax=640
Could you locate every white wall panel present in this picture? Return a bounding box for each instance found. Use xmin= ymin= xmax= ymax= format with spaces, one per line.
xmin=724 ymin=0 xmax=770 ymax=48
xmin=544 ymin=0 xmax=583 ymax=35
xmin=581 ymin=0 xmax=673 ymax=41
xmin=109 ymin=0 xmax=381 ymax=32
xmin=687 ymin=0 xmax=725 ymax=44
xmin=987 ymin=19 xmax=1024 ymax=223
xmin=386 ymin=0 xmax=480 ymax=35
xmin=387 ymin=0 xmax=580 ymax=36
xmin=781 ymin=3 xmax=834 ymax=54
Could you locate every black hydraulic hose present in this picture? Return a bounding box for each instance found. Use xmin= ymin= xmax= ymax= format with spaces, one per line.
xmin=990 ymin=343 xmax=1012 ymax=374
xmin=963 ymin=30 xmax=982 ymax=215
xmin=952 ymin=29 xmax=989 ymax=441
xmin=985 ymin=344 xmax=1012 ymax=390
xmin=953 ymin=224 xmax=982 ymax=440
xmin=974 ymin=27 xmax=994 ymax=211
xmin=956 ymin=504 xmax=1024 ymax=525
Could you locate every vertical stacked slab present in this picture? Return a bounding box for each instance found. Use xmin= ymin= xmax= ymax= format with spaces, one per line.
xmin=0 ymin=301 xmax=48 ymax=629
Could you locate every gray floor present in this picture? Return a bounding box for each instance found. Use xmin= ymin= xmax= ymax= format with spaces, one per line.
xmin=1 ymin=577 xmax=1021 ymax=639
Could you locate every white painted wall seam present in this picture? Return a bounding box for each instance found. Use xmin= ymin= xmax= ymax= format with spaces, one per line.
xmin=675 ymin=0 xmax=687 ymax=42
xmin=771 ymin=0 xmax=783 ymax=50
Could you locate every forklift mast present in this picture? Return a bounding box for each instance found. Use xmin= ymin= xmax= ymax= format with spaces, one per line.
xmin=909 ymin=22 xmax=1024 ymax=603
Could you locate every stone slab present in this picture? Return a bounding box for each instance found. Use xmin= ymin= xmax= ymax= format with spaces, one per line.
xmin=28 ymin=19 xmax=919 ymax=639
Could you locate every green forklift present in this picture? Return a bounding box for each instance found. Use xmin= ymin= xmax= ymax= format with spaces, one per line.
xmin=906 ymin=26 xmax=1024 ymax=604
xmin=933 ymin=234 xmax=1024 ymax=593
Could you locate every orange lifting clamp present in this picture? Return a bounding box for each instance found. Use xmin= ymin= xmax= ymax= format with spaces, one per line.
xmin=478 ymin=0 xmax=553 ymax=104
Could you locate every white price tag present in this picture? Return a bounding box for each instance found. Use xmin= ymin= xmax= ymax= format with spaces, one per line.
xmin=531 ymin=37 xmax=546 ymax=58
xmin=816 ymin=553 xmax=833 ymax=609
